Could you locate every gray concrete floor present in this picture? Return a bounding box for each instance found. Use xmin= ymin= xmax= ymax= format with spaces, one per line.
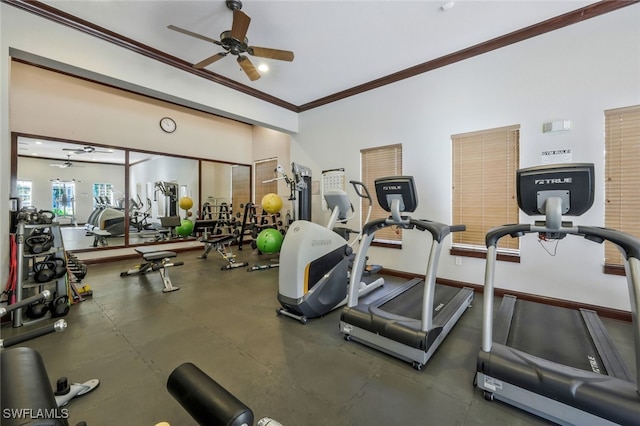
xmin=2 ymin=247 xmax=635 ymax=426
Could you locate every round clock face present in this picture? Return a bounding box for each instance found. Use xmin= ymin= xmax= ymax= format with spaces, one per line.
xmin=160 ymin=117 xmax=177 ymax=133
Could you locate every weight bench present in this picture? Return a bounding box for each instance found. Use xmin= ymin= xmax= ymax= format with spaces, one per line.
xmin=120 ymin=247 xmax=184 ymax=292
xmin=195 ymin=220 xmax=248 ymax=271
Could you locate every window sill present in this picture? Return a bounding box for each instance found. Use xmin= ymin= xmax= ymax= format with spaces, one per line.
xmin=372 ymin=241 xmax=402 ymax=249
xmin=604 ymin=263 xmax=626 ymax=276
xmin=450 ymin=247 xmax=520 ymax=263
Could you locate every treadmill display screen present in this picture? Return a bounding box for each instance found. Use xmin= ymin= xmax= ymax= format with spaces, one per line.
xmin=517 ymin=163 xmax=594 ymax=216
xmin=374 ymin=176 xmax=418 ymax=213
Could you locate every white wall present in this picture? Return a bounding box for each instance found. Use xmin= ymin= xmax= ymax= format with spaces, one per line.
xmin=293 ymin=8 xmax=640 ymax=311
xmin=10 ymin=61 xmax=254 ymax=165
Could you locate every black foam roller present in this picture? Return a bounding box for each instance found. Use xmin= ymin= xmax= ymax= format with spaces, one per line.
xmin=167 ymin=362 xmax=254 ymax=426
xmin=1 ymin=347 xmax=68 ymax=426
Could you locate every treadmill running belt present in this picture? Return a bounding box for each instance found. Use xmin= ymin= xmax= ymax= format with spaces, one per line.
xmin=508 ymin=300 xmax=604 ymax=373
xmin=379 ymin=283 xmax=461 ymax=321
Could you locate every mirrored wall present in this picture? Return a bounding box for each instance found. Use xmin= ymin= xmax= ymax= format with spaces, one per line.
xmin=13 ymin=134 xmax=251 ymax=252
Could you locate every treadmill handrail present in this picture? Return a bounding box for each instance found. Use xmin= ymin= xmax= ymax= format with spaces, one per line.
xmin=363 ymin=217 xmax=466 ymax=243
xmin=348 ymin=216 xmax=465 ymax=331
xmin=482 ymin=222 xmax=640 ymax=396
xmin=486 ymin=223 xmax=640 ymax=260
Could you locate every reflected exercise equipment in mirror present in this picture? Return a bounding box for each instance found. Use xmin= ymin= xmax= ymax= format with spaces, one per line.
xmin=13 ymin=134 xmax=251 ymax=253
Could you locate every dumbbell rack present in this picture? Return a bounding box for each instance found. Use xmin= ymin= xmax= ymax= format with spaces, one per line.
xmin=13 ymin=222 xmax=68 ymax=327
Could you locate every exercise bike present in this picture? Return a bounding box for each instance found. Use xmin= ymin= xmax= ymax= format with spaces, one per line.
xmin=277 ymin=180 xmax=384 ymax=324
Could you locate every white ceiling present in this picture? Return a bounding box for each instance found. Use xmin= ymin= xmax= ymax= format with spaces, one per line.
xmin=36 ymin=0 xmax=597 ymax=107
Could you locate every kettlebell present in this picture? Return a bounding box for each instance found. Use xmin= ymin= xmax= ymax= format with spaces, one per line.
xmin=38 ymin=210 xmax=55 ymax=224
xmin=33 ymin=260 xmax=57 ymax=283
xmin=17 ymin=207 xmax=40 ymax=224
xmin=25 ymin=233 xmax=54 ymax=254
xmin=47 ymin=257 xmax=67 ymax=279
xmin=25 ymin=302 xmax=49 ymax=319
xmin=50 ymin=295 xmax=70 ymax=318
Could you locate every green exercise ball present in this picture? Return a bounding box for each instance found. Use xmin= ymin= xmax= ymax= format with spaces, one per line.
xmin=256 ymin=228 xmax=283 ymax=254
xmin=261 ymin=193 xmax=283 ymax=214
xmin=176 ymin=219 xmax=194 ymax=237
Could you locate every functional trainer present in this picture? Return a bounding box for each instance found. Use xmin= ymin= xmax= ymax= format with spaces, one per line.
xmin=340 ymin=176 xmax=473 ymax=370
xmin=120 ymin=247 xmax=184 ymax=292
xmin=277 ymin=181 xmax=384 ymax=324
xmin=475 ymin=163 xmax=640 ymax=424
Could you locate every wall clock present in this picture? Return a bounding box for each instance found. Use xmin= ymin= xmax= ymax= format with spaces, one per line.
xmin=160 ymin=117 xmax=177 ymax=133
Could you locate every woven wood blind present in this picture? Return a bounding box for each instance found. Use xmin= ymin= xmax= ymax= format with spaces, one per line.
xmin=254 ymin=159 xmax=278 ymax=206
xmin=361 ymin=144 xmax=403 ymax=243
xmin=452 ymin=126 xmax=520 ymax=252
xmin=604 ymin=105 xmax=640 ymax=266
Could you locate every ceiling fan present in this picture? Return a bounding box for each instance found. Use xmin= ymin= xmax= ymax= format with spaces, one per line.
xmin=168 ymin=0 xmax=294 ymax=81
xmin=62 ymin=146 xmax=113 ymax=155
xmin=50 ymin=155 xmax=84 ymax=168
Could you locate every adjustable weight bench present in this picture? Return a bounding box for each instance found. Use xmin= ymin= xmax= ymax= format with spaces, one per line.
xmin=120 ymin=247 xmax=183 ymax=292
xmin=194 ymin=220 xmax=248 ymax=271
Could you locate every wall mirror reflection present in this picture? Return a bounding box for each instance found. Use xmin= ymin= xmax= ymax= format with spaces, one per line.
xmin=14 ymin=135 xmax=252 ymax=254
xmin=16 ymin=136 xmax=127 ymax=251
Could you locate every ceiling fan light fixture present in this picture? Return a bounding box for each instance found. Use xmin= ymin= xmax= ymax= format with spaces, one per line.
xmin=168 ymin=1 xmax=293 ymax=81
xmin=441 ymin=1 xmax=455 ymax=11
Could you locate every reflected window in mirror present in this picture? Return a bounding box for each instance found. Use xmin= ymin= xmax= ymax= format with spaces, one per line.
xmin=17 ymin=180 xmax=33 ymax=207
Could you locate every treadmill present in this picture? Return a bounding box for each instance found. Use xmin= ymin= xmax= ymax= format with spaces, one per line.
xmin=476 ymin=163 xmax=640 ymax=425
xmin=340 ymin=176 xmax=474 ymax=370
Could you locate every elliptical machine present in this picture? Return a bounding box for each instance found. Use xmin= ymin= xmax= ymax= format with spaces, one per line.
xmin=277 ymin=181 xmax=384 ymax=324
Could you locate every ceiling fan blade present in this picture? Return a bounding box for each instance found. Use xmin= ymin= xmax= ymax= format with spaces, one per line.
xmin=237 ymin=56 xmax=260 ymax=81
xmin=167 ymin=25 xmax=222 ymax=46
xmin=230 ymin=10 xmax=251 ymax=41
xmin=194 ymin=52 xmax=227 ymax=69
xmin=249 ymin=46 xmax=294 ymax=62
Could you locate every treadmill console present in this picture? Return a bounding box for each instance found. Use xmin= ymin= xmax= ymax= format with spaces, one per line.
xmin=517 ymin=163 xmax=594 ymax=217
xmin=374 ymin=176 xmax=418 ymax=213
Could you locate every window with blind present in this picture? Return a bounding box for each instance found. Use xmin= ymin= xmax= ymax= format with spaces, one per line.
xmin=361 ymin=144 xmax=403 ymax=244
xmin=604 ymin=105 xmax=640 ymax=272
xmin=452 ymin=125 xmax=520 ymax=258
xmin=254 ymin=158 xmax=278 ymax=206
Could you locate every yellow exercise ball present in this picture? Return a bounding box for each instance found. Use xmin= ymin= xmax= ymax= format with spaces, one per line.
xmin=261 ymin=193 xmax=283 ymax=214
xmin=179 ymin=196 xmax=193 ymax=211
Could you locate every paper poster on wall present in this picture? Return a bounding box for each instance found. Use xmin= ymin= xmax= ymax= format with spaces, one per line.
xmin=541 ymin=149 xmax=572 ymax=164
